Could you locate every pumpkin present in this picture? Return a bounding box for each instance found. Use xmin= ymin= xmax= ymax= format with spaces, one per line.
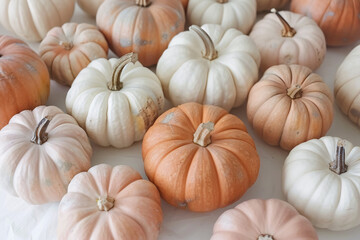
xmin=334 ymin=44 xmax=360 ymax=127
xmin=256 ymin=0 xmax=289 ymax=12
xmin=39 ymin=22 xmax=108 ymax=86
xmin=283 ymin=136 xmax=360 ymax=230
xmin=291 ymin=0 xmax=360 ymax=46
xmin=187 ymin=0 xmax=256 ymax=34
xmin=247 ymin=64 xmax=333 ymax=151
xmin=0 ymin=105 xmax=92 ymax=204
xmin=66 ymin=52 xmax=164 ymax=148
xmin=180 ymin=0 xmax=188 ymax=9
xmin=211 ymin=199 xmax=318 ymax=240
xmin=0 ymin=0 xmax=75 ymax=41
xmin=96 ymin=0 xmax=185 ymax=67
xmin=142 ymin=102 xmax=260 ymax=212
xmin=0 ymin=35 xmax=50 ymax=129
xmin=77 ymin=0 xmax=104 ymax=17
xmin=156 ymin=24 xmax=260 ymax=111
xmin=58 ymin=164 xmax=163 ymax=240
xmin=249 ymin=9 xmax=326 ymax=73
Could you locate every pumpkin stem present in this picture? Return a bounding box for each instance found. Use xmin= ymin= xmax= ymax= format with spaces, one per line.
xmin=271 ymin=8 xmax=296 ymax=37
xmin=287 ymin=84 xmax=302 ymax=99
xmin=329 ymin=140 xmax=348 ymax=175
xmin=193 ymin=122 xmax=214 ymax=147
xmin=31 ymin=117 xmax=51 ymax=145
xmin=108 ymin=52 xmax=138 ymax=91
xmin=60 ymin=41 xmax=73 ymax=50
xmin=135 ymin=0 xmax=151 ymax=7
xmin=189 ymin=25 xmax=218 ymax=61
xmin=217 ymin=0 xmax=228 ymax=3
xmin=97 ymin=196 xmax=115 ymax=211
xmin=258 ymin=234 xmax=274 ymax=240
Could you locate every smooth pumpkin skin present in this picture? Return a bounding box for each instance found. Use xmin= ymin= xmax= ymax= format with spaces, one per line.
xmin=0 ymin=35 xmax=50 ymax=129
xmin=211 ymin=199 xmax=318 ymax=240
xmin=96 ymin=0 xmax=185 ymax=67
xmin=180 ymin=0 xmax=188 ymax=9
xmin=142 ymin=102 xmax=260 ymax=212
xmin=257 ymin=0 xmax=289 ymax=12
xmin=247 ymin=64 xmax=334 ymax=151
xmin=291 ymin=0 xmax=360 ymax=46
xmin=77 ymin=0 xmax=104 ymax=17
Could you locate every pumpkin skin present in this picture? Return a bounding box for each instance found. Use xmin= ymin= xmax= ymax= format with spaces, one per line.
xmin=334 ymin=45 xmax=360 ymax=127
xmin=157 ymin=24 xmax=260 ymax=111
xmin=39 ymin=23 xmax=108 ymax=86
xmin=0 ymin=35 xmax=50 ymax=129
xmin=58 ymin=164 xmax=163 ymax=240
xmin=142 ymin=102 xmax=260 ymax=212
xmin=66 ymin=53 xmax=164 ymax=148
xmin=211 ymin=199 xmax=318 ymax=240
xmin=257 ymin=0 xmax=289 ymax=12
xmin=283 ymin=136 xmax=360 ymax=230
xmin=96 ymin=0 xmax=185 ymax=67
xmin=0 ymin=0 xmax=75 ymax=41
xmin=291 ymin=0 xmax=360 ymax=46
xmin=247 ymin=64 xmax=333 ymax=151
xmin=250 ymin=10 xmax=326 ymax=73
xmin=77 ymin=0 xmax=104 ymax=17
xmin=187 ymin=0 xmax=256 ymax=34
xmin=180 ymin=0 xmax=188 ymax=9
xmin=0 ymin=105 xmax=92 ymax=205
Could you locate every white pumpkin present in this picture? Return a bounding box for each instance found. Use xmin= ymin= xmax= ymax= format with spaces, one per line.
xmin=66 ymin=53 xmax=165 ymax=148
xmin=283 ymin=136 xmax=360 ymax=230
xmin=334 ymin=44 xmax=360 ymax=127
xmin=256 ymin=0 xmax=289 ymax=12
xmin=77 ymin=0 xmax=104 ymax=17
xmin=156 ymin=24 xmax=260 ymax=111
xmin=0 ymin=0 xmax=75 ymax=41
xmin=187 ymin=0 xmax=256 ymax=34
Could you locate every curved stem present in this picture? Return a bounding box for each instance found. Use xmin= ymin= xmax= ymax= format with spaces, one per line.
xmin=329 ymin=140 xmax=348 ymax=175
xmin=108 ymin=52 xmax=138 ymax=91
xmin=189 ymin=25 xmax=218 ymax=60
xmin=258 ymin=235 xmax=274 ymax=240
xmin=97 ymin=196 xmax=115 ymax=211
xmin=135 ymin=0 xmax=151 ymax=7
xmin=193 ymin=122 xmax=214 ymax=147
xmin=271 ymin=8 xmax=296 ymax=37
xmin=287 ymin=84 xmax=302 ymax=99
xmin=31 ymin=117 xmax=51 ymax=145
xmin=217 ymin=0 xmax=228 ymax=2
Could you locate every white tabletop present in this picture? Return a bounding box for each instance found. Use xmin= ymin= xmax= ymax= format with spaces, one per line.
xmin=1 ymin=4 xmax=360 ymax=240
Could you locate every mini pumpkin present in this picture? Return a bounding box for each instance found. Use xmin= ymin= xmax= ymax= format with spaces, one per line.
xmin=0 ymin=0 xmax=75 ymax=41
xmin=156 ymin=24 xmax=260 ymax=111
xmin=291 ymin=0 xmax=360 ymax=46
xmin=96 ymin=0 xmax=185 ymax=66
xmin=77 ymin=0 xmax=104 ymax=17
xmin=39 ymin=22 xmax=108 ymax=86
xmin=0 ymin=35 xmax=50 ymax=129
xmin=249 ymin=9 xmax=326 ymax=72
xmin=142 ymin=102 xmax=260 ymax=212
xmin=334 ymin=44 xmax=360 ymax=127
xmin=187 ymin=0 xmax=256 ymax=34
xmin=283 ymin=136 xmax=360 ymax=230
xmin=58 ymin=164 xmax=163 ymax=240
xmin=211 ymin=199 xmax=318 ymax=240
xmin=0 ymin=105 xmax=92 ymax=204
xmin=247 ymin=64 xmax=333 ymax=151
xmin=66 ymin=53 xmax=164 ymax=148
xmin=256 ymin=0 xmax=289 ymax=12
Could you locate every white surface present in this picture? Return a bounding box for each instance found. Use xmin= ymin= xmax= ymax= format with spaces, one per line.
xmin=1 ymin=4 xmax=360 ymax=240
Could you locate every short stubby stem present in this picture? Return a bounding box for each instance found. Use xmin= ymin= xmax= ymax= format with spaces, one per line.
xmin=135 ymin=0 xmax=151 ymax=7
xmin=287 ymin=84 xmax=302 ymax=99
xmin=97 ymin=196 xmax=115 ymax=211
xmin=31 ymin=117 xmax=51 ymax=145
xmin=193 ymin=122 xmax=214 ymax=147
xmin=189 ymin=25 xmax=218 ymax=61
xmin=258 ymin=234 xmax=274 ymax=240
xmin=217 ymin=0 xmax=228 ymax=3
xmin=60 ymin=41 xmax=73 ymax=50
xmin=271 ymin=8 xmax=296 ymax=37
xmin=329 ymin=139 xmax=348 ymax=175
xmin=108 ymin=52 xmax=138 ymax=91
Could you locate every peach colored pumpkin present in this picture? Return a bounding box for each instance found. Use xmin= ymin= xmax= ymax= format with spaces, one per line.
xmin=0 ymin=35 xmax=50 ymax=129
xmin=247 ymin=64 xmax=333 ymax=151
xmin=180 ymin=0 xmax=188 ymax=9
xmin=39 ymin=22 xmax=108 ymax=86
xmin=58 ymin=164 xmax=163 ymax=240
xmin=211 ymin=199 xmax=318 ymax=240
xmin=77 ymin=0 xmax=104 ymax=17
xmin=291 ymin=0 xmax=360 ymax=46
xmin=96 ymin=0 xmax=185 ymax=67
xmin=0 ymin=105 xmax=92 ymax=204
xmin=142 ymin=102 xmax=260 ymax=212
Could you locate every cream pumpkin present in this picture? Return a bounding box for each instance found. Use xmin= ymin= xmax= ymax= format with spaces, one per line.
xmin=156 ymin=24 xmax=260 ymax=111
xmin=0 ymin=0 xmax=75 ymax=41
xmin=283 ymin=136 xmax=360 ymax=230
xmin=211 ymin=199 xmax=318 ymax=240
xmin=250 ymin=9 xmax=326 ymax=72
xmin=77 ymin=0 xmax=104 ymax=17
xmin=0 ymin=105 xmax=92 ymax=204
xmin=66 ymin=53 xmax=164 ymax=148
xmin=58 ymin=164 xmax=163 ymax=240
xmin=187 ymin=0 xmax=256 ymax=34
xmin=256 ymin=0 xmax=289 ymax=12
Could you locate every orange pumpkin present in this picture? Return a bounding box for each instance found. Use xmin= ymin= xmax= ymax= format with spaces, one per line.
xmin=180 ymin=0 xmax=188 ymax=9
xmin=0 ymin=35 xmax=50 ymax=129
xmin=142 ymin=102 xmax=260 ymax=212
xmin=291 ymin=0 xmax=360 ymax=46
xmin=96 ymin=0 xmax=185 ymax=66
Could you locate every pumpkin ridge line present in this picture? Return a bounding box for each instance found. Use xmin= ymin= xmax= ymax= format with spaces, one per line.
xmin=300 ymin=97 xmax=324 ymax=137
xmin=177 ymin=105 xmax=198 ymax=131
xmin=206 ymin=148 xmax=222 ymax=205
xmin=346 ymin=88 xmax=360 ymax=117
